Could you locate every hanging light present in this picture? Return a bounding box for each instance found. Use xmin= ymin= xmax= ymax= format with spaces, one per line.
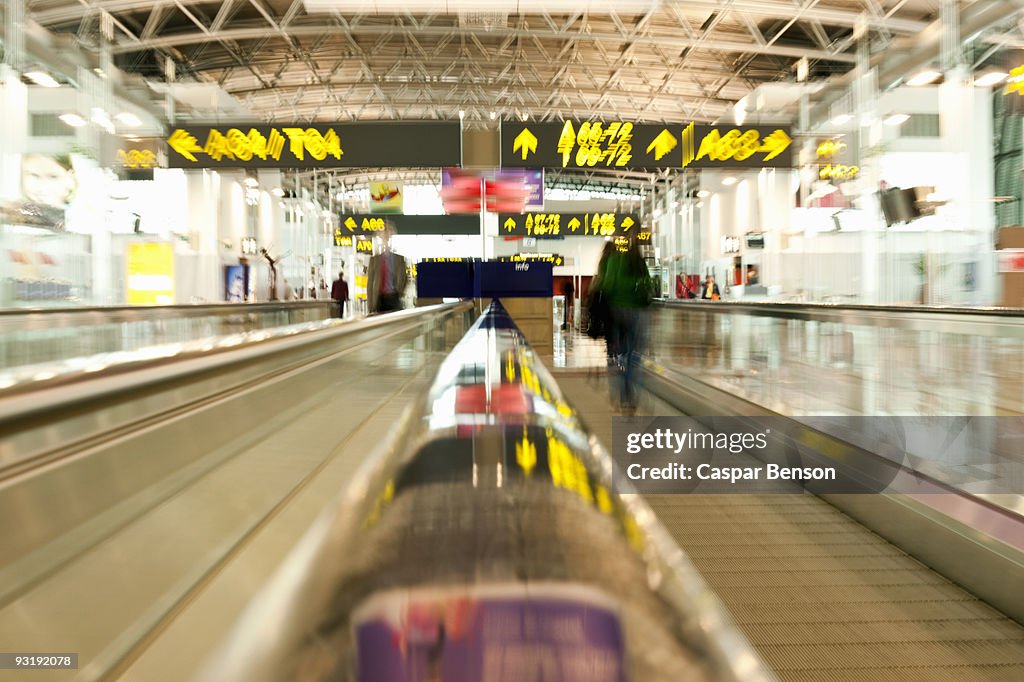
xmin=24 ymin=69 xmax=60 ymax=88
xmin=906 ymin=69 xmax=941 ymax=86
xmin=974 ymin=71 xmax=1008 ymax=87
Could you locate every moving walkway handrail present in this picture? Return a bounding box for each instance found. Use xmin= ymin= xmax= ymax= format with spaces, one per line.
xmin=658 ymin=298 xmax=1024 ymax=336
xmin=199 ymin=300 xmax=776 ymax=682
xmin=0 ymin=304 xmax=466 ymax=411
xmin=0 ymin=299 xmax=331 ymax=325
xmin=660 ymin=298 xmax=1024 ymax=317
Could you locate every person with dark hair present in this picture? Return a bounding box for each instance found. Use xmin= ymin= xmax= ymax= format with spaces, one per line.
xmin=596 ymin=236 xmax=652 ymax=412
xmin=561 ymin=279 xmax=574 ymax=331
xmin=585 ymin=241 xmax=616 ymax=346
xmin=331 ymin=268 xmax=350 ymax=318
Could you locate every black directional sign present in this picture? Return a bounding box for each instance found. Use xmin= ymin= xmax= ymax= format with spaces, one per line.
xmin=497 ymin=254 xmax=565 ymax=266
xmin=337 ymin=213 xmax=480 ymax=235
xmin=166 ymin=122 xmax=461 ymax=168
xmin=501 ymin=120 xmax=793 ymax=170
xmin=498 ymin=212 xmax=649 ymax=241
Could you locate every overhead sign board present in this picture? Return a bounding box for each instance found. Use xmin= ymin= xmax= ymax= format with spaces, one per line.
xmin=338 ymin=213 xmax=480 ymax=235
xmin=498 ymin=212 xmax=649 ymax=241
xmin=497 ymin=254 xmax=565 ymax=266
xmin=501 ymin=121 xmax=793 ymax=169
xmin=166 ymin=122 xmax=461 ymax=168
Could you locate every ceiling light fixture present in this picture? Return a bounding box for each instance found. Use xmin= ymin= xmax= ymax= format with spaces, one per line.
xmin=59 ymin=113 xmax=86 ymax=127
xmin=115 ymin=112 xmax=142 ymax=127
xmin=243 ymin=176 xmax=259 ymax=188
xmin=458 ymin=110 xmax=465 ymax=120
xmin=24 ymin=70 xmax=60 ymax=88
xmin=883 ymin=113 xmax=910 ymax=126
xmin=906 ymin=69 xmax=941 ymax=86
xmin=975 ymin=71 xmax=1008 ymax=87
xmin=733 ymin=97 xmax=748 ymax=126
xmin=830 ymin=113 xmax=852 ymax=126
xmin=697 ymin=190 xmax=711 ymax=198
xmin=272 ymin=187 xmax=285 ymax=197
xmin=490 ymin=111 xmax=497 ymax=120
xmin=721 ymin=176 xmax=737 ymax=186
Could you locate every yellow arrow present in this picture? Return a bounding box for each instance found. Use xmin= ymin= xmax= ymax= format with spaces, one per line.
xmin=167 ymin=129 xmax=203 ymax=162
xmin=758 ymin=129 xmax=792 ymax=161
xmin=567 ymin=217 xmax=581 ymax=232
xmin=620 ymin=216 xmax=635 ymax=231
xmin=512 ymin=127 xmax=538 ymax=160
xmin=516 ymin=428 xmax=537 ymax=477
xmin=645 ymin=129 xmax=677 ymax=161
xmin=344 ymin=217 xmax=357 ymax=232
xmin=503 ymin=217 xmax=517 ymax=232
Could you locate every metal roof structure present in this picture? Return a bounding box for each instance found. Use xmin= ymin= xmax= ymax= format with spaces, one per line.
xmin=24 ymin=0 xmax=955 ymax=125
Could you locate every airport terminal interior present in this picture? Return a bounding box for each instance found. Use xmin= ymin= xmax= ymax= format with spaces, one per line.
xmin=1 ymin=0 xmax=1023 ymax=680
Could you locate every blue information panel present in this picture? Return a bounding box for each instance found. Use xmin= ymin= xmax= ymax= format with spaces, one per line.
xmin=475 ymin=261 xmax=553 ymax=298
xmin=416 ymin=261 xmax=476 ymax=299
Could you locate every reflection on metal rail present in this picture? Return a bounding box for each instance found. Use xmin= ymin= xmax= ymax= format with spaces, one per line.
xmin=658 ymin=299 xmax=1024 ymax=336
xmin=199 ymin=300 xmax=775 ymax=682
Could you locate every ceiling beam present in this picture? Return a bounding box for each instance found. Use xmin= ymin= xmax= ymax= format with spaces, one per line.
xmin=105 ymin=21 xmax=860 ymax=63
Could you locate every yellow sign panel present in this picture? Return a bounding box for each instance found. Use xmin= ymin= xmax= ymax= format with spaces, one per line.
xmin=557 ymin=121 xmax=634 ymax=167
xmin=356 ymin=239 xmax=374 ymax=253
xmin=116 ymin=148 xmax=158 ymax=169
xmin=1005 ymin=66 xmax=1024 ymax=96
xmin=499 ymin=212 xmax=649 ymax=241
xmin=334 ymin=230 xmax=353 ymax=247
xmin=167 ymin=127 xmax=341 ymax=164
xmin=502 ymin=122 xmax=792 ymax=169
xmin=126 ymin=242 xmax=174 ymax=305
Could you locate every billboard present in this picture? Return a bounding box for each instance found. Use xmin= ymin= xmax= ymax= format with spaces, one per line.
xmin=126 ymin=242 xmax=174 ymax=305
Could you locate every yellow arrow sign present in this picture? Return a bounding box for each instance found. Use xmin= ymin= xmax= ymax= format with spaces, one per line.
xmin=344 ymin=217 xmax=357 ymax=232
xmin=516 ymin=428 xmax=537 ymax=477
xmin=1006 ymin=65 xmax=1024 ymax=96
xmin=758 ymin=129 xmax=791 ymax=161
xmin=503 ymin=217 xmax=517 ymax=232
xmin=645 ymin=128 xmax=678 ymax=161
xmin=568 ymin=217 xmax=581 ymax=232
xmin=512 ymin=127 xmax=538 ymax=160
xmin=167 ymin=129 xmax=203 ymax=162
xmin=620 ymin=216 xmax=635 ymax=231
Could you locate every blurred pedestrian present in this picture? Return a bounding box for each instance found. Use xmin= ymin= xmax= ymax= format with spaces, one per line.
xmin=598 ymin=236 xmax=652 ymax=412
xmin=331 ymin=268 xmax=349 ymax=318
xmin=367 ymin=222 xmax=408 ymax=313
xmin=701 ymin=274 xmax=721 ymax=300
xmin=561 ymin=279 xmax=575 ymax=331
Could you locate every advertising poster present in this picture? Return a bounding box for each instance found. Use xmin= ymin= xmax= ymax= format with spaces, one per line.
xmin=440 ymin=169 xmax=544 ymax=214
xmin=225 ymin=264 xmax=249 ymax=302
xmin=0 ymin=153 xmax=79 ymax=229
xmin=353 ymin=583 xmax=626 ymax=682
xmin=126 ymin=242 xmax=174 ymax=305
xmin=371 ymin=181 xmax=404 ymax=214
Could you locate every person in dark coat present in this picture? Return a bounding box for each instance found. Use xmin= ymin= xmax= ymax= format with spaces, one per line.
xmin=331 ymin=269 xmax=349 ymax=318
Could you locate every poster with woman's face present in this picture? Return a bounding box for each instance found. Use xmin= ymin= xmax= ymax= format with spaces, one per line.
xmin=22 ymin=154 xmax=77 ymax=208
xmin=2 ymin=153 xmax=79 ymax=229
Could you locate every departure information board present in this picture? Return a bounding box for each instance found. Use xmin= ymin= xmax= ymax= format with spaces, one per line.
xmin=166 ymin=122 xmax=461 ymax=168
xmin=501 ymin=121 xmax=793 ymax=169
xmin=498 ymin=212 xmax=649 ymax=241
